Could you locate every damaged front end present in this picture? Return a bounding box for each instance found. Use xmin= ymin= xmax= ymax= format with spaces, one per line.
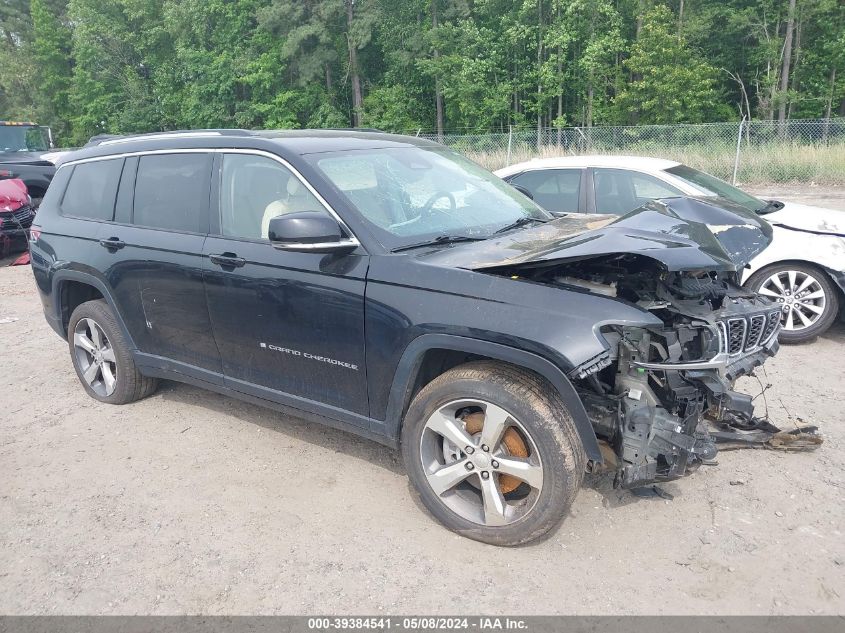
xmin=467 ymin=198 xmax=820 ymax=489
xmin=556 ymin=259 xmax=782 ymax=488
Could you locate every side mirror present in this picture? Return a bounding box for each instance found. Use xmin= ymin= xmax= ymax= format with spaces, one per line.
xmin=509 ymin=183 xmax=534 ymax=200
xmin=268 ymin=212 xmax=357 ymax=254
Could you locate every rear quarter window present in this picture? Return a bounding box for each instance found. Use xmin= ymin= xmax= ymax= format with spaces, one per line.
xmin=60 ymin=159 xmax=124 ymax=221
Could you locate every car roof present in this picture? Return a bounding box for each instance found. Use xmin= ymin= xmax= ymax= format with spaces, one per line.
xmin=61 ymin=129 xmax=442 ymax=165
xmin=494 ymin=155 xmax=681 ymax=177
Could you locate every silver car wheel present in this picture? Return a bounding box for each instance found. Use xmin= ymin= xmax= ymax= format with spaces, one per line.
xmin=757 ymin=269 xmax=827 ymax=332
xmin=419 ymin=399 xmax=543 ymax=527
xmin=73 ymin=317 xmax=117 ymax=397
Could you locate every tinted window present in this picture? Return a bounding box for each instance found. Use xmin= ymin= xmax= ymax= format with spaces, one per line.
xmin=594 ymin=168 xmax=682 ymax=215
xmin=510 ymin=169 xmax=581 ymax=213
xmin=220 ymin=154 xmax=327 ymax=240
xmin=133 ymin=153 xmax=211 ymax=232
xmin=61 ymin=159 xmax=123 ymax=220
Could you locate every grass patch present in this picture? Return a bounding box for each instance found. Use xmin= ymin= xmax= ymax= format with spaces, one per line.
xmin=461 ymin=141 xmax=845 ymax=186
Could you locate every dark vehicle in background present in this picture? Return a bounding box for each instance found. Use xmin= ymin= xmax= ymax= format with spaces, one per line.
xmin=31 ymin=130 xmax=783 ymax=545
xmin=0 ymin=121 xmax=57 ymax=206
xmin=0 ymin=176 xmax=34 ymax=257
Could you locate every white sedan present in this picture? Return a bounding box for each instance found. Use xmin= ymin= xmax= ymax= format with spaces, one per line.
xmin=495 ymin=156 xmax=845 ymax=343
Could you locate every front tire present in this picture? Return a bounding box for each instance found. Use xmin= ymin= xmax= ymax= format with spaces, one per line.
xmin=401 ymin=361 xmax=585 ymax=546
xmin=746 ymin=263 xmax=839 ymax=343
xmin=68 ymin=299 xmax=158 ymax=404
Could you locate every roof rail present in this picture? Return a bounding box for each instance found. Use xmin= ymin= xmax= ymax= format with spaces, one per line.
xmin=84 ymin=129 xmax=259 ymax=147
xmin=317 ymin=127 xmax=384 ymax=133
xmin=84 ymin=127 xmax=389 ymax=148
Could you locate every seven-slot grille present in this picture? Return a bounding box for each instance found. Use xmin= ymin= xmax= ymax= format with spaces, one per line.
xmin=762 ymin=311 xmax=781 ymax=342
xmin=718 ymin=310 xmax=781 ymax=356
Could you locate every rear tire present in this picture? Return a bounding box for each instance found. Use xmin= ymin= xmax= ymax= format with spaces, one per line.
xmin=68 ymin=299 xmax=158 ymax=404
xmin=401 ymin=361 xmax=585 ymax=546
xmin=746 ymin=263 xmax=839 ymax=343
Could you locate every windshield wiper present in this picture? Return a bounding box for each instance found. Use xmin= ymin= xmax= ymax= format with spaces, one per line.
xmin=389 ymin=234 xmax=485 ymax=253
xmin=492 ymin=216 xmax=548 ymax=235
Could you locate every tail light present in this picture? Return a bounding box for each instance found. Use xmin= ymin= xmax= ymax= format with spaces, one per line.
xmin=29 ymin=225 xmax=41 ymax=242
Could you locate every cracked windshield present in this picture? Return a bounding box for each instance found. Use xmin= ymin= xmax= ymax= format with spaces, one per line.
xmin=309 ymin=147 xmax=550 ymax=249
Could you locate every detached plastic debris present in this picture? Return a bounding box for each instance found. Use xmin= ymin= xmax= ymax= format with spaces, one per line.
xmin=707 ymin=417 xmax=823 ymax=451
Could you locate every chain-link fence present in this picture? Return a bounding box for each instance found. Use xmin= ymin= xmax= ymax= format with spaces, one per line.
xmin=408 ymin=119 xmax=845 ymax=186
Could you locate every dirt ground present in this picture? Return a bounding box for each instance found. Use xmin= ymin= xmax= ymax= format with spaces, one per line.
xmin=745 ymin=185 xmax=845 ymax=211
xmin=1 ymin=187 xmax=844 ymax=616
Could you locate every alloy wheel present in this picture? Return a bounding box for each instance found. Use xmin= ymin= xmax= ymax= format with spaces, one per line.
xmin=419 ymin=399 xmax=543 ymax=527
xmin=757 ymin=269 xmax=827 ymax=332
xmin=73 ymin=317 xmax=118 ymax=397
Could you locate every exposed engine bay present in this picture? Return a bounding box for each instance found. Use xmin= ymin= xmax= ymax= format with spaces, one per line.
xmin=439 ymin=197 xmax=824 ymax=489
xmin=500 ymin=253 xmax=819 ymax=489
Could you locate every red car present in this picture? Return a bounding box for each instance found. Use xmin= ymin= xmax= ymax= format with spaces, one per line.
xmin=0 ymin=176 xmax=34 ymax=258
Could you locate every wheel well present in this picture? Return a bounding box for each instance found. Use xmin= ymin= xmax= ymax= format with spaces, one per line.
xmin=753 ymin=259 xmax=826 ymax=273
xmin=401 ymin=349 xmax=562 ymax=423
xmin=749 ymin=260 xmax=843 ymax=300
xmin=750 ymin=259 xmax=838 ymax=281
xmin=59 ymin=281 xmax=103 ymax=336
xmin=402 ymin=348 xmax=487 ymax=418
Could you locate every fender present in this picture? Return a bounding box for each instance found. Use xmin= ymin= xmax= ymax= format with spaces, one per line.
xmin=384 ymin=333 xmax=602 ymax=463
xmin=822 ymin=265 xmax=845 ymax=296
xmin=50 ymin=269 xmax=138 ymax=350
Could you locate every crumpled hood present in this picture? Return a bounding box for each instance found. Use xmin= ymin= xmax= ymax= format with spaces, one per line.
xmin=422 ymin=197 xmax=773 ymax=273
xmin=763 ymin=201 xmax=845 ymax=236
xmin=0 ymin=178 xmax=28 ymax=211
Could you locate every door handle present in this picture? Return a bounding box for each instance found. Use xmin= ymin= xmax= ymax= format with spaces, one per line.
xmin=209 ymin=253 xmax=246 ymax=268
xmin=98 ymin=237 xmax=125 ymax=250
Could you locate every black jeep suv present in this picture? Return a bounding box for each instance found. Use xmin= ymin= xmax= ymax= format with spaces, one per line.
xmin=31 ymin=130 xmax=781 ymax=545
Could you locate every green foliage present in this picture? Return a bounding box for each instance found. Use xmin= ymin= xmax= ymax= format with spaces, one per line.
xmin=363 ymin=85 xmax=425 ymax=131
xmin=418 ymin=18 xmax=513 ymax=131
xmin=29 ymin=0 xmax=72 ymax=137
xmin=614 ymin=5 xmax=722 ymax=124
xmin=258 ymin=0 xmax=342 ymax=87
xmin=554 ymin=0 xmax=625 ymax=125
xmin=0 ymin=0 xmax=841 ymax=143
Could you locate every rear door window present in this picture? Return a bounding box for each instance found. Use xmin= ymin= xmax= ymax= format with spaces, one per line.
xmin=133 ymin=153 xmax=212 ymax=233
xmin=509 ymin=169 xmax=582 ymax=213
xmin=61 ymin=159 xmax=124 ymax=221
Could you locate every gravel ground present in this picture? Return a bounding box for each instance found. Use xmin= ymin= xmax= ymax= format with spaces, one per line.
xmin=1 ymin=187 xmax=844 ymax=616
